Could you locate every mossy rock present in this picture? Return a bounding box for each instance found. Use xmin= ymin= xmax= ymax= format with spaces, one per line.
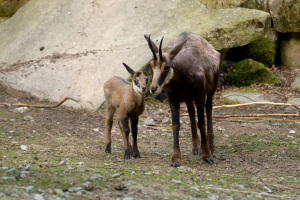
xmin=245 ymin=29 xmax=278 ymax=67
xmin=224 ymin=59 xmax=281 ymax=87
xmin=0 ymin=0 xmax=30 ymax=17
xmin=225 ymin=29 xmax=278 ymax=67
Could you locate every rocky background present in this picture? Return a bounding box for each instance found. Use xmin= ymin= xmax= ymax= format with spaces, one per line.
xmin=0 ymin=0 xmax=299 ymax=110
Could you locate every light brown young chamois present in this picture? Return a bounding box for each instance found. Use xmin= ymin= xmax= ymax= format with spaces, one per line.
xmin=144 ymin=32 xmax=220 ymax=167
xmin=104 ymin=63 xmax=149 ymax=159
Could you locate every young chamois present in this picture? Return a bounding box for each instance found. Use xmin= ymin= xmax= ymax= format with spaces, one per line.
xmin=144 ymin=32 xmax=220 ymax=167
xmin=104 ymin=63 xmax=149 ymax=159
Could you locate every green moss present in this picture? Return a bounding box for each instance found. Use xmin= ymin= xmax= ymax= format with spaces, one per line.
xmin=245 ymin=29 xmax=278 ymax=67
xmin=225 ymin=59 xmax=281 ymax=87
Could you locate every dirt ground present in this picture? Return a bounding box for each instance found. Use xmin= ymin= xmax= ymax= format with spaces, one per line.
xmin=0 ymin=82 xmax=299 ymax=199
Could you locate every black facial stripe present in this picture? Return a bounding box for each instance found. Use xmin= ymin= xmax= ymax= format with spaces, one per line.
xmin=134 ymin=79 xmax=140 ymax=87
xmin=158 ymin=70 xmax=169 ymax=86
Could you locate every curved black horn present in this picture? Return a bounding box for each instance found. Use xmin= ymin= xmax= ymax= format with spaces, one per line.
xmin=159 ymin=36 xmax=164 ymax=61
xmin=147 ymin=34 xmax=157 ymax=60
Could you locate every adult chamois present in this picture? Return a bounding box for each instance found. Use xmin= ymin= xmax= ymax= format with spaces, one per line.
xmin=104 ymin=63 xmax=149 ymax=159
xmin=144 ymin=32 xmax=220 ymax=167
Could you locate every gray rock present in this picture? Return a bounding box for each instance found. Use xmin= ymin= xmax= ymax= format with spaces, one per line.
xmin=6 ymin=168 xmax=17 ymax=174
xmin=33 ymin=194 xmax=45 ymax=200
xmin=11 ymin=193 xmax=19 ymax=198
xmin=123 ymin=197 xmax=135 ymax=200
xmin=222 ymin=92 xmax=269 ymax=104
xmin=23 ymin=115 xmax=34 ymax=121
xmin=72 ymin=187 xmax=83 ymax=192
xmin=112 ymin=173 xmax=122 ymax=178
xmin=20 ymin=171 xmax=31 ymax=177
xmin=8 ymin=130 xmax=15 ymax=134
xmin=24 ymin=164 xmax=33 ymax=171
xmin=53 ymin=188 xmax=63 ymax=195
xmin=1 ymin=176 xmax=16 ymax=181
xmin=90 ymin=174 xmax=103 ymax=180
xmin=26 ymin=185 xmax=35 ymax=192
xmin=268 ymin=0 xmax=300 ymax=32
xmin=83 ymin=181 xmax=94 ymax=191
xmin=143 ymin=117 xmax=156 ymax=126
xmin=0 ymin=166 xmax=9 ymax=170
xmin=13 ymin=107 xmax=29 ymax=113
xmin=208 ymin=194 xmax=219 ymax=200
xmin=281 ymin=33 xmax=300 ymax=69
xmin=21 ymin=145 xmax=28 ymax=151
xmin=263 ymin=185 xmax=272 ymax=193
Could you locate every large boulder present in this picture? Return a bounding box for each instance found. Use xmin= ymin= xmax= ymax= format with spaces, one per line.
xmin=225 ymin=59 xmax=281 ymax=86
xmin=0 ymin=0 xmax=271 ymax=110
xmin=268 ymin=0 xmax=300 ymax=33
xmin=281 ymin=33 xmax=300 ymax=69
xmin=199 ymin=0 xmax=267 ymax=9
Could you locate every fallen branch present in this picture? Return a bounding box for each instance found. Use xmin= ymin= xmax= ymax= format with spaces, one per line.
xmin=0 ymin=97 xmax=81 ymax=108
xmin=214 ymin=113 xmax=299 ymax=118
xmin=213 ymin=102 xmax=300 ymax=109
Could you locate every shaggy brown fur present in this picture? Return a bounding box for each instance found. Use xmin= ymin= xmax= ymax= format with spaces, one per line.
xmin=145 ymin=32 xmax=220 ymax=167
xmin=104 ymin=63 xmax=149 ymax=159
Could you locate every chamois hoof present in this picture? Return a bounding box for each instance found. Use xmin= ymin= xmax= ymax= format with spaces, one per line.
xmin=124 ymin=149 xmax=133 ymax=160
xmin=105 ymin=147 xmax=111 ymax=154
xmin=204 ymin=158 xmax=214 ymax=165
xmin=170 ymin=163 xmax=180 ymax=168
xmin=124 ymin=155 xmax=131 ymax=160
xmin=193 ymin=150 xmax=201 ymax=156
xmin=133 ymin=153 xmax=141 ymax=159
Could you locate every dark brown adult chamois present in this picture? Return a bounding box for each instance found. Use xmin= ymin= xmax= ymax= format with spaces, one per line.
xmin=144 ymin=32 xmax=220 ymax=167
xmin=104 ymin=63 xmax=149 ymax=159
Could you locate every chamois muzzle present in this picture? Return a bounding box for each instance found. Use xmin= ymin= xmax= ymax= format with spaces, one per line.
xmin=150 ymin=87 xmax=157 ymax=94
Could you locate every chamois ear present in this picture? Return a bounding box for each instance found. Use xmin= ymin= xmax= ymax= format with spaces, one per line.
xmin=143 ymin=63 xmax=150 ymax=74
xmin=144 ymin=34 xmax=158 ymax=60
xmin=122 ymin=63 xmax=135 ymax=77
xmin=169 ymin=38 xmax=188 ymax=60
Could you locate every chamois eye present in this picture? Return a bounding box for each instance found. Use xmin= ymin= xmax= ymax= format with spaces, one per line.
xmin=134 ymin=79 xmax=139 ymax=85
xmin=164 ymin=65 xmax=170 ymax=71
xmin=146 ymin=78 xmax=148 ymax=84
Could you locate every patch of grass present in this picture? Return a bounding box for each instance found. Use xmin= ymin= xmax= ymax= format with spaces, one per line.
xmin=222 ymin=86 xmax=263 ymax=94
xmin=220 ymin=98 xmax=241 ymax=105
xmin=40 ymin=99 xmax=49 ymax=103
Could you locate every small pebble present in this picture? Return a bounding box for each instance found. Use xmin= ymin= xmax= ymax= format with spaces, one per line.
xmin=21 ymin=145 xmax=28 ymax=151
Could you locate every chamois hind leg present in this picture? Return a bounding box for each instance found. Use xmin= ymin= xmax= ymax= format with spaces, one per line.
xmin=130 ymin=116 xmax=141 ymax=158
xmin=185 ymin=101 xmax=200 ymax=155
xmin=195 ymin=100 xmax=214 ymax=164
xmin=206 ymin=95 xmax=215 ymax=155
xmin=104 ymin=107 xmax=115 ymax=153
xmin=119 ymin=116 xmax=132 ymax=159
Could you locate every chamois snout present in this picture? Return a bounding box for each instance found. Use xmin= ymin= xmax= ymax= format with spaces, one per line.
xmin=150 ymin=87 xmax=157 ymax=94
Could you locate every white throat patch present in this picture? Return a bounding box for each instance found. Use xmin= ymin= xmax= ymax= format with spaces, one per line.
xmin=162 ymin=68 xmax=174 ymax=87
xmin=133 ymin=82 xmax=142 ymax=93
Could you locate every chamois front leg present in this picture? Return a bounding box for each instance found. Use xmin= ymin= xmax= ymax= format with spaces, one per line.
xmin=185 ymin=101 xmax=201 ymax=155
xmin=130 ymin=117 xmax=141 ymax=158
xmin=169 ymin=100 xmax=181 ymax=167
xmin=196 ymin=101 xmax=214 ymax=164
xmin=120 ymin=116 xmax=132 ymax=159
xmin=105 ymin=108 xmax=115 ymax=153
